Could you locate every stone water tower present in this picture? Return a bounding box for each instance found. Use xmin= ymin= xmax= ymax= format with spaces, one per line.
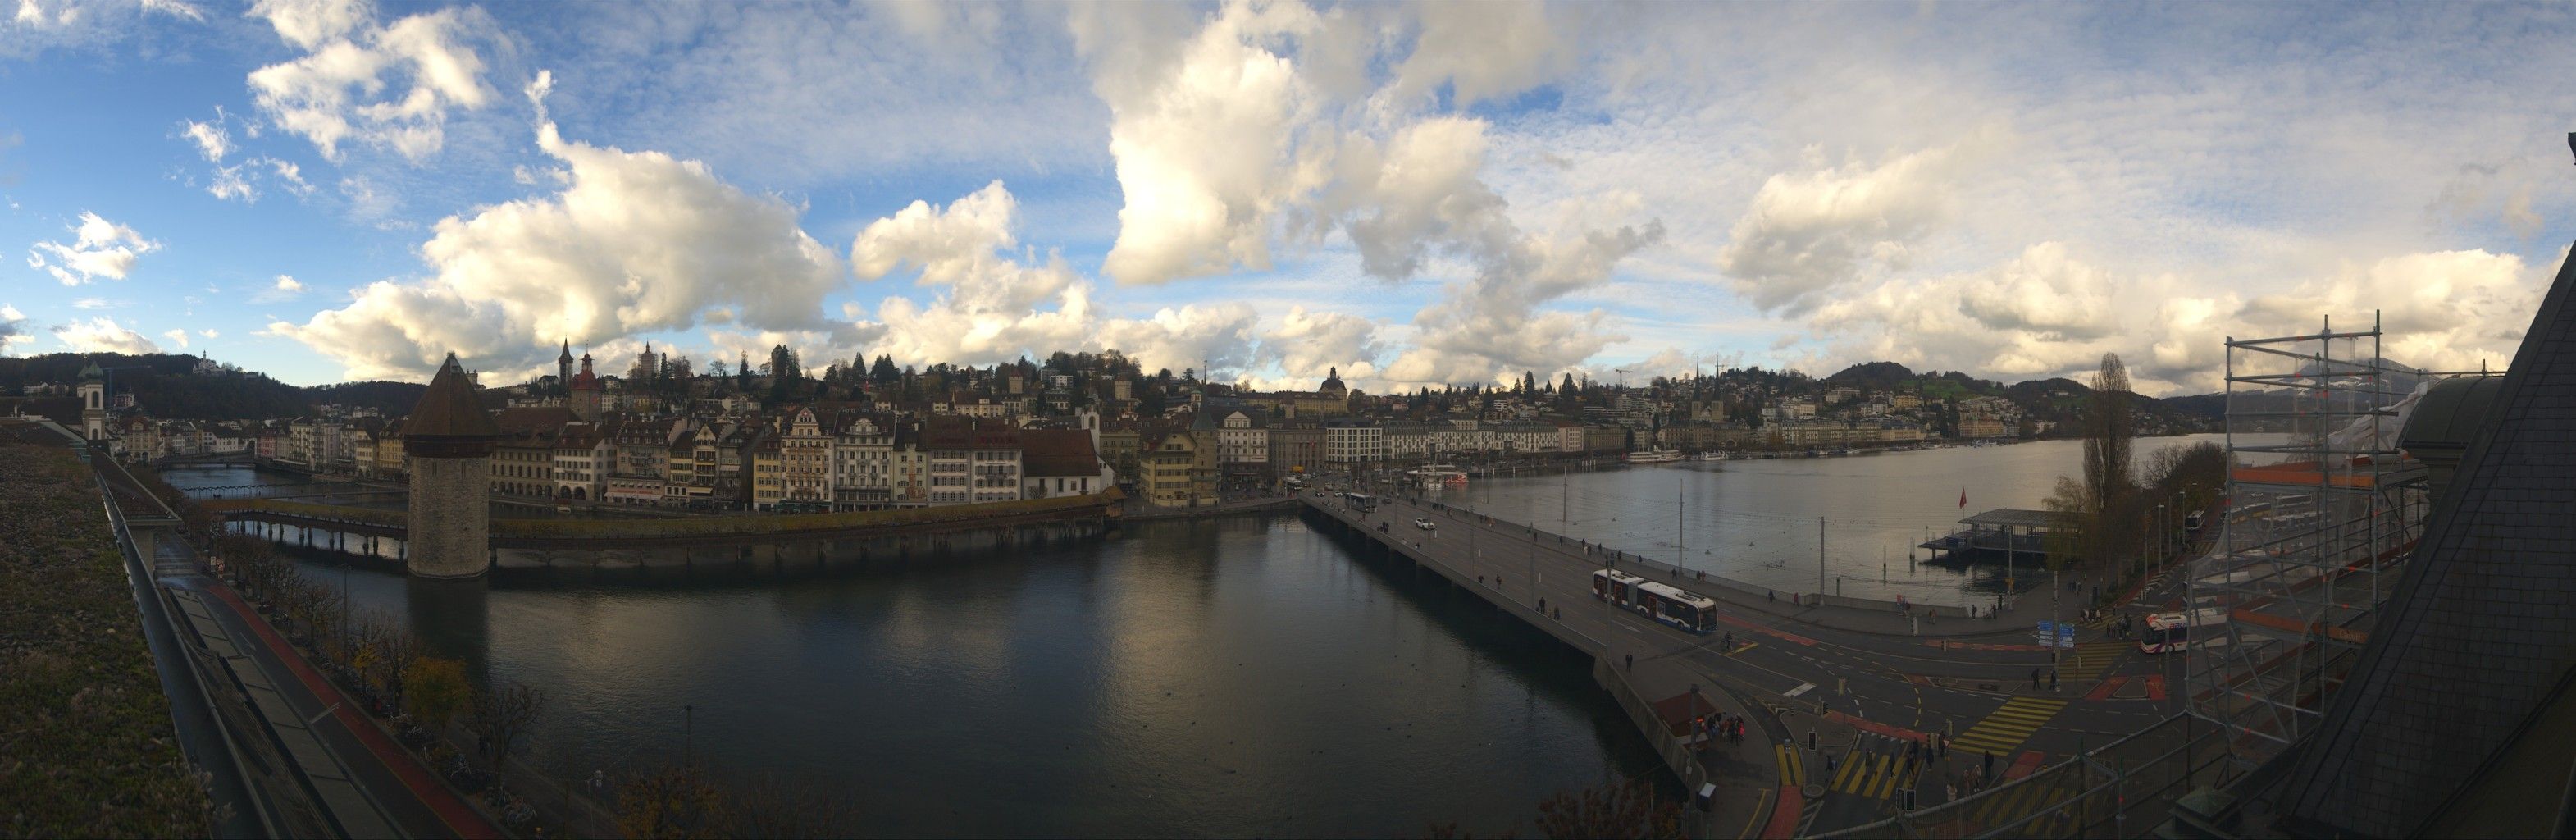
xmin=402 ymin=353 xmax=501 ymax=578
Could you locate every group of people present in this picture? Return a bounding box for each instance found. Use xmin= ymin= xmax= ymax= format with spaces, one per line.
xmin=1698 ymin=713 xmax=1745 ymax=747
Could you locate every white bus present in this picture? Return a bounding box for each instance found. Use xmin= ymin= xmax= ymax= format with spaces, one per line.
xmin=1635 ymin=581 xmax=1721 ymax=633
xmin=1593 ymin=569 xmax=1648 ymax=607
xmin=2140 ymin=612 xmax=2191 ymax=655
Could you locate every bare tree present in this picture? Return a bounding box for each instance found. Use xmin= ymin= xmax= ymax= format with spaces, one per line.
xmin=615 ymin=764 xmax=728 ymax=840
xmin=725 ymin=771 xmax=862 ymax=839
xmin=466 ymin=679 xmax=545 ymax=774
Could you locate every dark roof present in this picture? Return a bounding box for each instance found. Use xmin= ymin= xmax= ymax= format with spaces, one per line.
xmin=1020 ymin=429 xmax=1099 ymax=477
xmin=402 ymin=354 xmax=500 ymax=439
xmin=1958 ymin=509 xmax=2070 ymax=530
xmin=2277 ymin=240 xmax=2576 ymax=837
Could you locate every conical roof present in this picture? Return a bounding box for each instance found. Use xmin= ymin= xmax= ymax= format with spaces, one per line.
xmin=78 ymin=359 xmax=103 ymax=381
xmin=403 ymin=353 xmax=499 ymax=439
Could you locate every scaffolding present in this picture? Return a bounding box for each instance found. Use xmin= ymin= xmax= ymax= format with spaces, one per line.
xmin=2186 ymin=314 xmax=2440 ymax=775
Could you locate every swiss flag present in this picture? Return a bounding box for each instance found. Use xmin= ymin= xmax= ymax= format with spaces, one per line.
xmin=1958 ymin=489 xmax=1967 ymax=510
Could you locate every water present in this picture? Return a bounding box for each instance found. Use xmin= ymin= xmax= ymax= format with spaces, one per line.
xmin=161 ymin=435 xmax=2214 ymax=833
xmin=164 ymin=465 xmax=1660 ymax=838
xmin=1432 ymin=435 xmax=2230 ymax=605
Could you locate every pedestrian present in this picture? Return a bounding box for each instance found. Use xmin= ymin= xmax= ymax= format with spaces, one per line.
xmin=1984 ymin=750 xmax=1995 ymax=778
xmin=1625 ymin=653 xmax=1634 ymax=671
xmin=1947 ymin=782 xmax=1958 ymax=803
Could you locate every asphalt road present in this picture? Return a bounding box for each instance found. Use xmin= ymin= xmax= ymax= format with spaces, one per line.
xmin=1305 ymin=491 xmax=2188 ymax=836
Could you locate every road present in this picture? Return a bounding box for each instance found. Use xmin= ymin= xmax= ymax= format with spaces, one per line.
xmin=1302 ymin=491 xmax=2187 ymax=837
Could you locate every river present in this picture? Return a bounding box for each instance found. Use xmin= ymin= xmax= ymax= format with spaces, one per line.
xmin=160 ymin=432 xmax=2218 ymax=835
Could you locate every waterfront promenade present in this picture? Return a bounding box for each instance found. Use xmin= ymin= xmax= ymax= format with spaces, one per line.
xmin=1301 ymin=490 xmax=2167 ymax=838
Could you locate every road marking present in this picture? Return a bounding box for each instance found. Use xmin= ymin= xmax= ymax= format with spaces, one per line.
xmin=1784 ymin=682 xmax=1816 ymax=698
xmin=1948 ymin=696 xmax=2068 ymax=756
xmin=1775 ymin=743 xmax=1806 ymax=788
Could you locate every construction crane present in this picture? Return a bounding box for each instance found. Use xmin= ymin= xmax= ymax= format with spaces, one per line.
xmin=1613 ymin=367 xmax=1635 ymax=389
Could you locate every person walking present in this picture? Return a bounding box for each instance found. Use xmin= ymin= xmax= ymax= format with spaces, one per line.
xmin=1625 ymin=653 xmax=1634 ymax=671
xmin=1984 ymin=750 xmax=1995 ymax=778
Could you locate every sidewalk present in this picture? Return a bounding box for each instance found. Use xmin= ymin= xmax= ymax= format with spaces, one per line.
xmin=1607 ymin=642 xmax=1781 ymax=839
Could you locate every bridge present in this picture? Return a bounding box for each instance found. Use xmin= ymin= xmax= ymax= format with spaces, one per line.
xmin=207 ymin=491 xmax=1120 ymax=551
xmin=157 ymin=450 xmax=258 ymax=466
xmin=1297 ymin=491 xmax=2203 ymax=838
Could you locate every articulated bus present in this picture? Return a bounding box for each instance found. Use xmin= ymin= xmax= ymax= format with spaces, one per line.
xmin=1342 ymin=491 xmax=1378 ymax=513
xmin=1592 ymin=570 xmax=1721 ymax=633
xmin=2140 ymin=612 xmax=2191 ymax=655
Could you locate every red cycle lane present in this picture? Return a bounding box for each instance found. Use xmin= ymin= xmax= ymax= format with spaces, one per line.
xmin=201 ymin=581 xmax=502 ymax=840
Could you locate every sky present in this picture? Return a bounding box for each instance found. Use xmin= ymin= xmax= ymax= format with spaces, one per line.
xmin=2 ymin=0 xmax=2570 ymax=395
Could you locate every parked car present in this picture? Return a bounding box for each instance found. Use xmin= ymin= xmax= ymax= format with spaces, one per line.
xmin=1413 ymin=517 xmax=1436 ymax=530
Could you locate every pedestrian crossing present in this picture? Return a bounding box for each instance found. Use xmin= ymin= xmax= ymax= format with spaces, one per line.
xmin=1949 ymin=696 xmax=2068 ymax=756
xmin=1824 ymin=747 xmax=1926 ymax=801
xmin=2062 ymin=641 xmax=2127 ymax=679
xmin=1774 ymin=743 xmax=1808 ymax=788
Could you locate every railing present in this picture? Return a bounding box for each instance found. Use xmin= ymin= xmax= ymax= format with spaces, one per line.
xmin=205 ymin=491 xmax=1119 ymax=541
xmin=1808 ymin=711 xmax=2246 ymax=838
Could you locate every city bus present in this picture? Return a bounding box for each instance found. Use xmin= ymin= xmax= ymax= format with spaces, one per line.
xmin=1635 ymin=581 xmax=1721 ymax=633
xmin=2140 ymin=612 xmax=2191 ymax=655
xmin=1593 ymin=569 xmax=1648 ymax=607
xmin=1342 ymin=491 xmax=1378 ymax=513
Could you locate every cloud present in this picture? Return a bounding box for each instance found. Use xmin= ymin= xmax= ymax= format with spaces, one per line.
xmin=181 ymin=115 xmax=233 ymax=162
xmin=162 ymin=328 xmax=189 ymax=349
xmin=1253 ymin=305 xmax=1383 ymax=387
xmin=0 ymin=304 xmax=27 ymax=355
xmin=849 ymin=180 xmax=1261 ymax=374
xmin=271 ymin=70 xmax=846 ymax=381
xmin=198 ymin=328 xmax=219 ymax=339
xmin=246 ymin=0 xmax=503 ymax=162
xmin=251 ymin=274 xmax=304 ymax=303
xmin=52 ymin=317 xmax=162 ymax=354
xmin=1071 ymin=1 xmax=1658 ymax=387
xmin=1717 ymin=141 xmax=1980 ymax=316
xmin=71 ymin=297 xmax=115 ymax=309
xmin=27 ymin=211 xmax=159 ymax=285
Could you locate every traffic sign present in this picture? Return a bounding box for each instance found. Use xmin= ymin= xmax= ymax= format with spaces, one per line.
xmin=2058 ymin=625 xmax=2076 ymax=649
xmin=2036 ymin=620 xmax=2054 ymax=644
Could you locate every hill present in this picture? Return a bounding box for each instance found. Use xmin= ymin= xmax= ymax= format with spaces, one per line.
xmin=0 ymin=353 xmax=425 ymax=420
xmin=1825 ymin=361 xmax=1916 ymax=389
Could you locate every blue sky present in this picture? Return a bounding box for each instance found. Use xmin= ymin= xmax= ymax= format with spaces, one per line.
xmin=2 ymin=1 xmax=2570 ymax=395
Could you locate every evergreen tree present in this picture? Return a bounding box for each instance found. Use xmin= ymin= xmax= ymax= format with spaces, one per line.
xmin=870 ymin=354 xmax=898 ymax=387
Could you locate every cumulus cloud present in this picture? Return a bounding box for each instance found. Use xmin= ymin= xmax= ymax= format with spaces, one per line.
xmin=52 ymin=316 xmax=162 ymax=354
xmin=181 ymin=114 xmax=233 ymax=161
xmin=269 ymin=70 xmax=846 ymax=381
xmin=1254 ymin=305 xmax=1383 ymax=387
xmin=849 ymin=180 xmax=1261 ymax=375
xmin=0 ymin=304 xmax=28 ymax=355
xmin=1071 ymin=1 xmax=1660 ymax=388
xmin=252 ymin=274 xmax=305 ymax=303
xmin=1717 ymin=141 xmax=1980 ymax=316
xmin=246 ymin=0 xmax=502 ymax=162
xmin=198 ymin=328 xmax=219 ymax=339
xmin=161 ymin=328 xmax=189 ymax=349
xmin=27 ymin=211 xmax=159 ymax=285
xmin=2244 ymin=249 xmax=2544 ymax=375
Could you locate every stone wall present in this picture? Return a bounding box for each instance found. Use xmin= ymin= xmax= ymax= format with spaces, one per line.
xmin=407 ymin=455 xmax=490 ymax=578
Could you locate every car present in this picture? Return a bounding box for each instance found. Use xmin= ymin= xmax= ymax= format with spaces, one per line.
xmin=1413 ymin=517 xmax=1436 ymax=530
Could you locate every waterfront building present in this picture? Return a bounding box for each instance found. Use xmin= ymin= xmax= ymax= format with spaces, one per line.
xmin=1268 ymin=421 xmax=1325 ymax=476
xmin=489 ymin=407 xmax=573 ymax=498
xmin=1384 ymin=419 xmax=1430 ymax=462
xmin=403 ymin=353 xmax=499 ymax=579
xmin=1583 ymin=424 xmax=1628 ymax=453
xmin=717 ymin=423 xmax=764 ymax=509
xmin=551 ymin=422 xmax=613 ymax=501
xmin=351 ymin=423 xmax=378 ymax=477
xmin=1324 ymin=418 xmax=1384 ymax=466
xmin=751 ymin=435 xmax=785 ymax=510
xmin=1138 ymin=428 xmax=1212 ymax=507
xmin=921 ymin=416 xmax=1022 ymax=505
xmin=782 ymin=406 xmax=833 ymax=509
xmin=1217 ymin=410 xmax=1270 ymax=472
xmin=831 ymin=413 xmax=898 ymax=511
xmin=1020 ymin=428 xmax=1109 ymax=498
xmin=890 ymin=425 xmax=929 ymax=507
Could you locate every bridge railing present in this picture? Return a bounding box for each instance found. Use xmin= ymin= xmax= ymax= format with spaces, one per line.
xmin=207 ymin=491 xmax=1118 ymax=541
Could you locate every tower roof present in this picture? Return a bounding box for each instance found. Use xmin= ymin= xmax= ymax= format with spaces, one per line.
xmin=558 ymin=339 xmax=574 ymax=364
xmin=78 ymin=359 xmax=103 ymax=381
xmin=571 ymin=353 xmax=601 ymax=391
xmin=403 ymin=353 xmax=500 ymax=439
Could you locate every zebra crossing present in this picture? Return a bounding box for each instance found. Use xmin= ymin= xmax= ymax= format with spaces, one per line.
xmin=2061 ymin=641 xmax=2128 ymax=679
xmin=1775 ymin=743 xmax=1808 ymax=788
xmin=1949 ymin=696 xmax=2068 ymax=756
xmin=1825 ymin=745 xmax=1926 ymax=801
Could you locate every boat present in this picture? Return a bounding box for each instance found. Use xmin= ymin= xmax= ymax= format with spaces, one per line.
xmin=1694 ymin=451 xmax=1729 ymax=462
xmin=1626 ymin=449 xmax=1684 ymax=464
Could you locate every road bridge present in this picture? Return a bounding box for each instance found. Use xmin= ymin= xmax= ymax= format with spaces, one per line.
xmin=1298 ymin=491 xmax=2191 ymax=837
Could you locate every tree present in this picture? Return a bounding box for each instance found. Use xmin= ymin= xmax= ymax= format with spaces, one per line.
xmin=466 ymin=679 xmax=545 ymax=774
xmin=616 ymin=764 xmax=729 ymax=840
xmin=1532 ymin=777 xmax=1683 ymax=839
xmin=869 ymin=354 xmax=898 ymax=388
xmin=727 ymin=771 xmax=862 ymax=838
xmin=1561 ymin=372 xmax=1577 ymax=395
xmin=405 ymin=656 xmax=472 ymax=737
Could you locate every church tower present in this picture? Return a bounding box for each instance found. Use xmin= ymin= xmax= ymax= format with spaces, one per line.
xmin=78 ymin=359 xmax=107 ymax=443
xmin=556 ymin=339 xmax=575 ymax=391
xmin=403 ymin=353 xmax=502 ymax=578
